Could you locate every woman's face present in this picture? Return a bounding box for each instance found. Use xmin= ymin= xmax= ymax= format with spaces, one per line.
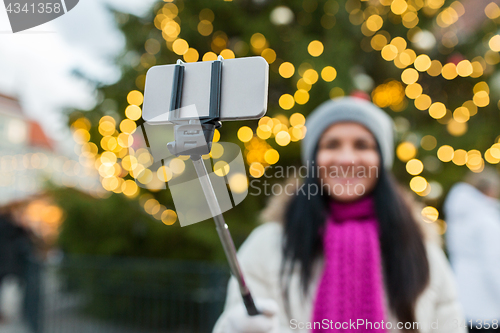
xmin=316 ymin=122 xmax=380 ymax=202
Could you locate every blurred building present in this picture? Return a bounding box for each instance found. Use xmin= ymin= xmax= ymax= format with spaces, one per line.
xmin=0 ymin=92 xmax=102 ymax=243
xmin=0 ymin=93 xmax=54 ymax=205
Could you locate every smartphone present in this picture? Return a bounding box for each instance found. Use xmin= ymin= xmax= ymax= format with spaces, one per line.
xmin=142 ymin=56 xmax=269 ymax=124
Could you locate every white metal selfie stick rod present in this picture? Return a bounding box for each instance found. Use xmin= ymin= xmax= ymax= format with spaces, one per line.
xmin=191 ymin=156 xmax=260 ymax=315
xmin=166 ymin=57 xmax=260 ymax=316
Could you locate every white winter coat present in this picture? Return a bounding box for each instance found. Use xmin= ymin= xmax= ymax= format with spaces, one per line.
xmin=213 ymin=196 xmax=467 ymax=332
xmin=444 ymin=182 xmax=500 ymax=323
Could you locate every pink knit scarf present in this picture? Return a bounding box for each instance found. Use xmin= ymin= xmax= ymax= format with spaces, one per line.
xmin=311 ymin=195 xmax=387 ymax=332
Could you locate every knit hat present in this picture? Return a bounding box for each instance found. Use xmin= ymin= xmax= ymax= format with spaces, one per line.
xmin=301 ymin=96 xmax=396 ymax=169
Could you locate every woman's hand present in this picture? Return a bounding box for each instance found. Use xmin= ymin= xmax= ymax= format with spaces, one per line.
xmin=226 ymin=298 xmax=280 ymax=333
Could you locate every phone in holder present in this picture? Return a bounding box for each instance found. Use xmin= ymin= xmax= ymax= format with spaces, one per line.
xmin=142 ymin=56 xmax=269 ymax=124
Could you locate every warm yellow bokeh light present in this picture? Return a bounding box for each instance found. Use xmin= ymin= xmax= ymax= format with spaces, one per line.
xmin=294 ymin=89 xmax=310 ymax=104
xmin=202 ymin=52 xmax=218 ymax=61
xmin=72 ymin=118 xmax=91 ymax=131
xmin=102 ymin=177 xmax=120 ymax=192
xmin=101 ymin=136 xmax=118 ymax=151
xmin=428 ymin=102 xmax=447 ymax=119
xmin=213 ymin=129 xmax=221 ymax=142
xmin=390 ymin=37 xmax=407 ymax=53
xmin=237 ymin=126 xmax=253 ymax=142
xmin=250 ymin=33 xmax=267 ymax=50
xmin=366 ymin=15 xmax=383 ymax=31
xmin=401 ymin=68 xmax=419 ymax=84
xmin=402 ymin=12 xmax=419 ymax=29
xmin=172 ymin=39 xmax=189 ymax=55
xmin=485 ymin=147 xmax=500 ymax=164
xmin=100 ymin=151 xmax=116 ymax=166
xmin=391 ymin=0 xmax=408 ymax=15
xmin=452 ymin=149 xmax=467 ymax=165
xmin=264 ymin=149 xmax=279 ymax=164
xmin=256 ymin=125 xmax=272 ymax=139
xmin=406 ymin=159 xmax=424 ymax=175
xmin=485 ymin=2 xmax=500 ymax=19
xmin=249 ymin=162 xmax=265 ymax=178
xmin=122 ymin=155 xmax=138 ymax=171
xmin=396 ymin=142 xmax=417 ymax=162
xmin=489 ymin=35 xmax=500 ymax=52
xmin=414 ymin=55 xmax=431 ymax=71
xmin=473 ymin=81 xmax=489 ymax=94
xmin=125 ymin=105 xmax=142 ymax=120
xmin=371 ymin=34 xmax=388 ymax=50
xmin=447 ymin=120 xmax=467 ymax=137
xmin=453 ymin=107 xmax=470 ymax=123
xmin=321 ymin=66 xmax=337 ymax=82
xmin=422 ymin=206 xmax=439 ymax=222
xmin=275 ymin=131 xmax=291 ymax=146
xmin=297 ymin=78 xmax=312 ymax=91
xmin=308 ymin=40 xmax=324 ymax=57
xmin=405 ymin=83 xmax=422 ymax=99
xmin=490 ymin=144 xmax=500 ymax=159
xmin=427 ymin=60 xmax=443 ymax=77
xmin=198 ymin=20 xmax=213 ymax=36
xmin=473 ymin=91 xmax=490 ymax=107
xmin=210 ymin=142 xmax=224 ymax=159
xmin=169 ymin=158 xmax=185 ymax=174
xmin=303 ymin=69 xmax=319 ymax=84
xmin=290 ymin=113 xmax=306 ymax=127
xmin=137 ymin=169 xmax=153 ymax=185
xmin=463 ymin=100 xmax=478 ymax=116
xmin=279 ymin=62 xmax=295 ymax=78
xmin=279 ymin=94 xmax=295 ymax=110
xmin=214 ymin=161 xmax=230 ymax=177
xmin=456 ymin=60 xmax=473 ymax=77
xmin=120 ymin=119 xmax=137 ymax=134
xmin=117 ymin=133 xmax=133 ymax=148
xmin=410 ymin=176 xmax=427 ymax=193
xmin=414 ymin=94 xmax=432 ymax=110
xmin=73 ymin=129 xmax=90 ymax=144
xmin=330 ymin=87 xmax=345 ymax=99
xmin=161 ymin=210 xmax=177 ymax=225
xmin=157 ymin=165 xmax=173 ymax=182
xmin=127 ymin=90 xmax=144 ymax=106
xmin=437 ymin=145 xmax=454 ymax=162
xmin=261 ymin=48 xmax=277 ymax=64
xmin=442 ymin=63 xmax=458 ymax=80
xmin=220 ymin=49 xmax=235 ymax=59
xmin=122 ymin=180 xmax=139 ymax=197
xmin=381 ymin=45 xmax=398 ymax=61
xmin=421 ymin=135 xmax=437 ymax=150
xmin=228 ymin=173 xmax=248 ymax=193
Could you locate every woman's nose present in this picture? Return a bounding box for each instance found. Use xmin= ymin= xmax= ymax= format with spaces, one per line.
xmin=336 ymin=146 xmax=359 ymax=166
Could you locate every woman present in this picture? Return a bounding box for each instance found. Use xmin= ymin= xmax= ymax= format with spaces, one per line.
xmin=213 ymin=97 xmax=466 ymax=333
xmin=444 ymin=169 xmax=500 ymax=332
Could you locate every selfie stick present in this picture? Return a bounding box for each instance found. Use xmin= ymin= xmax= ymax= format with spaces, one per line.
xmin=165 ymin=57 xmax=260 ymax=316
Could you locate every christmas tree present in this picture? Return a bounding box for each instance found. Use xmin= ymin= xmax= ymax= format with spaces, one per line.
xmin=61 ymin=0 xmax=500 ymax=258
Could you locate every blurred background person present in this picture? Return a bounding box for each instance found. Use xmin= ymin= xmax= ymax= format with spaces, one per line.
xmin=0 ymin=209 xmax=16 ymax=324
xmin=444 ymin=167 xmax=500 ymax=332
xmin=0 ymin=203 xmax=36 ymax=329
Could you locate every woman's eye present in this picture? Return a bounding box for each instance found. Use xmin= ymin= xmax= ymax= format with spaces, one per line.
xmin=355 ymin=140 xmax=375 ymax=150
xmin=322 ymin=140 xmax=340 ymax=149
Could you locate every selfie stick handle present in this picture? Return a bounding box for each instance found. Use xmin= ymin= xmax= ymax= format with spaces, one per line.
xmin=166 ymin=57 xmax=260 ymax=316
xmin=191 ymin=156 xmax=260 ymax=316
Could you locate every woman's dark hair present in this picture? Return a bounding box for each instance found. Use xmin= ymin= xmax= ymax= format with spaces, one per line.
xmin=280 ymin=148 xmax=430 ymax=330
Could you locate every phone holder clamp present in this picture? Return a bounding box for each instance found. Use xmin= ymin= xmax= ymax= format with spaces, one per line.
xmin=166 ymin=58 xmax=223 ymax=158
